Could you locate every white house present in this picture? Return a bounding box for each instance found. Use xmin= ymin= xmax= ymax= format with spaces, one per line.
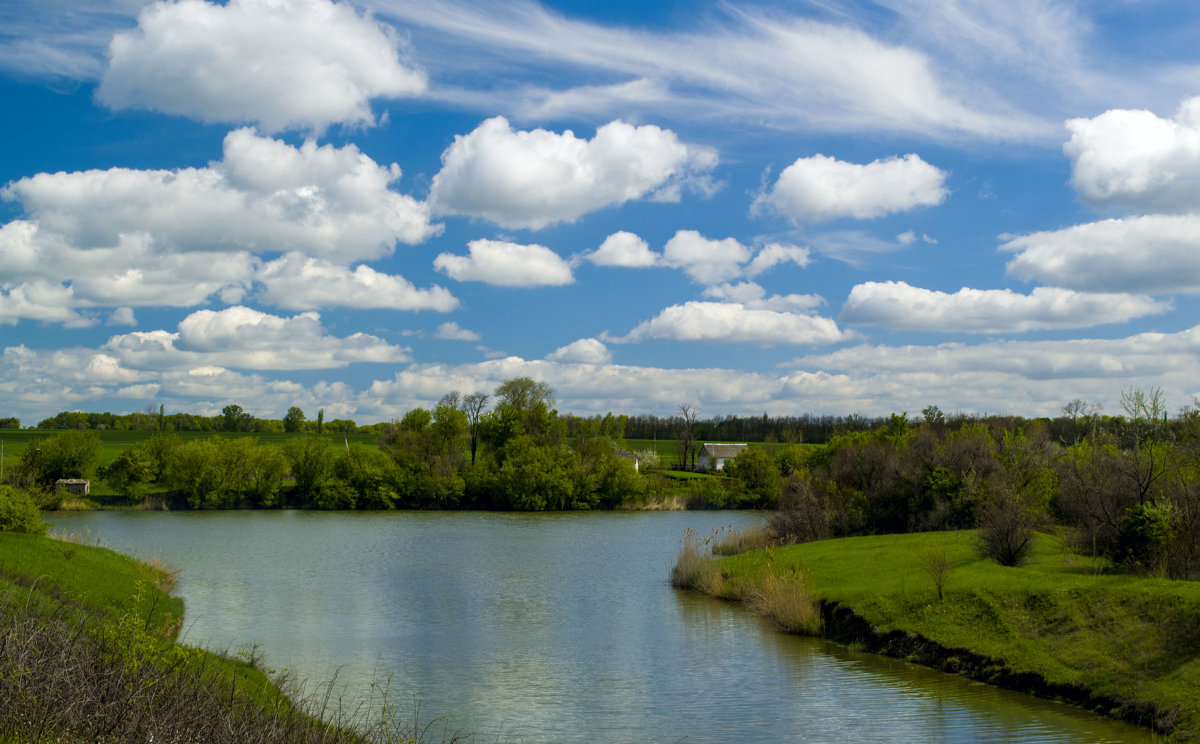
xmin=697 ymin=443 xmax=747 ymax=471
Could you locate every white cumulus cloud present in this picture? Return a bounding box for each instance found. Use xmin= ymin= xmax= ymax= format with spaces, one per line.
xmin=588 ymin=231 xmax=658 ymax=268
xmin=434 ymin=239 xmax=574 ymax=287
xmin=840 ymin=280 xmax=1169 ymax=333
xmin=660 ymin=230 xmax=752 ymax=285
xmin=546 ymin=338 xmax=612 ymax=364
xmin=435 ymin=322 xmax=481 ymax=342
xmin=98 ymin=0 xmax=426 ymax=132
xmin=1002 ymin=214 xmax=1200 ymax=294
xmin=754 ymin=153 xmax=948 ymax=222
xmin=1065 ymin=97 xmax=1200 ymax=213
xmin=613 ymin=301 xmax=847 ymax=346
xmin=3 ymin=127 xmax=438 ymax=263
xmin=105 ymin=306 xmax=410 ymax=370
xmin=428 ymin=116 xmax=716 ymax=229
xmin=255 ymin=253 xmax=457 ymax=312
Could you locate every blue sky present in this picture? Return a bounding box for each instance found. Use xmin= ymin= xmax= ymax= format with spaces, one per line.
xmin=3 ymin=0 xmax=1200 ymax=425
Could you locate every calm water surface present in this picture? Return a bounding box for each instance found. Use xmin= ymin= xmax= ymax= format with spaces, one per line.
xmin=50 ymin=510 xmax=1154 ymax=744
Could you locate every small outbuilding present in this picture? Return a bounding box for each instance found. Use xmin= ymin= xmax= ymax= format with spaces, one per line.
xmin=697 ymin=443 xmax=747 ymax=471
xmin=614 ymin=450 xmax=640 ymax=471
xmin=55 ymin=479 xmax=90 ymax=496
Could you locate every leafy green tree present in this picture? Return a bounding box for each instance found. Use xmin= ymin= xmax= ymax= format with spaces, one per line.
xmin=284 ymin=436 xmax=334 ymax=503
xmin=98 ymin=446 xmax=156 ymax=501
xmin=726 ymin=447 xmax=780 ymax=506
xmin=0 ymin=485 xmax=45 ymax=535
xmin=495 ymin=377 xmax=555 ymax=411
xmin=283 ymin=406 xmax=306 ymax=433
xmin=334 ymin=443 xmax=398 ymax=509
xmin=162 ymin=438 xmax=230 ymax=508
xmin=495 ymin=436 xmax=576 ymax=510
xmin=243 ymin=441 xmax=288 ymax=507
xmin=921 ymin=404 xmax=945 ymax=427
xmin=221 ymin=404 xmax=250 ymax=432
xmin=12 ymin=430 xmax=102 ymax=488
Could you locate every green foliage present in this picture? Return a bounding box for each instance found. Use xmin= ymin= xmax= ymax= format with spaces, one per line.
xmin=10 ymin=429 xmax=102 ymax=489
xmin=495 ymin=436 xmax=577 ymax=510
xmin=163 ymin=437 xmax=230 ymax=508
xmin=1116 ymin=502 xmax=1176 ymax=575
xmin=221 ymin=403 xmax=250 ymax=433
xmin=98 ymin=444 xmax=156 ymax=500
xmin=283 ymin=437 xmax=334 ymax=502
xmin=283 ymin=406 xmax=306 ymax=433
xmin=725 ymin=447 xmax=780 ymax=505
xmin=0 ymin=485 xmax=46 ymax=535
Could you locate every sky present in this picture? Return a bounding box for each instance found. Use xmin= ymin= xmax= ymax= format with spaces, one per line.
xmin=3 ymin=0 xmax=1200 ymax=426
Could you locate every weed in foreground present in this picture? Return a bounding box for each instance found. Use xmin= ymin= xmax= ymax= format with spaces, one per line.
xmin=0 ymin=586 xmax=473 ymax=744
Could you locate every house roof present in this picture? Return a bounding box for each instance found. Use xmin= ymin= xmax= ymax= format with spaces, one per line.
xmin=699 ymin=443 xmax=748 ymax=458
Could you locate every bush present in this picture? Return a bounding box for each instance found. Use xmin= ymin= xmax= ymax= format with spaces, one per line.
xmin=768 ymin=477 xmax=833 ymax=544
xmin=1115 ymin=502 xmax=1175 ymax=575
xmin=976 ymin=495 xmax=1036 ymax=567
xmin=0 ymin=485 xmax=47 ymax=535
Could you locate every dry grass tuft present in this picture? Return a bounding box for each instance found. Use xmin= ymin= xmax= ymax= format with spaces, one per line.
xmin=711 ymin=524 xmax=775 ymax=556
xmin=744 ymin=570 xmax=821 ymax=635
xmin=670 ymin=527 xmax=723 ymax=590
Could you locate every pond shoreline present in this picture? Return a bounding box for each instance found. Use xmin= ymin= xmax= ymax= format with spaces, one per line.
xmin=692 ymin=531 xmax=1194 ymax=742
xmin=815 ymin=600 xmax=1172 ymax=735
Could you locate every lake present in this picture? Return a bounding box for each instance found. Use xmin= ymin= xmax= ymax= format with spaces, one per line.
xmin=48 ymin=510 xmax=1154 ymax=743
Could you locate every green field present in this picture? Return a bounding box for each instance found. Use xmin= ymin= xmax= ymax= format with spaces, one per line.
xmin=710 ymin=531 xmax=1200 ymax=741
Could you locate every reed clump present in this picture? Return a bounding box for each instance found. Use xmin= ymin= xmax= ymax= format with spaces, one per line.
xmin=711 ymin=524 xmax=775 ymax=556
xmin=744 ymin=570 xmax=821 ymax=635
xmin=670 ymin=527 xmax=723 ymax=590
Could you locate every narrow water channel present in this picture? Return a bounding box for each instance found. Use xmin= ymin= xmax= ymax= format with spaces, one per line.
xmin=49 ymin=510 xmax=1154 ymax=743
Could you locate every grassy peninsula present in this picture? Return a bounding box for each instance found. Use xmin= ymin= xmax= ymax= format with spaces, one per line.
xmin=0 ymin=525 xmax=462 ymax=743
xmin=676 ymin=529 xmax=1200 ymax=742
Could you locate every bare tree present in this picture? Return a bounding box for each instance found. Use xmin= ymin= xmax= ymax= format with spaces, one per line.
xmin=461 ymin=391 xmax=489 ymax=466
xmin=1119 ymin=387 xmax=1170 ymax=506
xmin=675 ymin=404 xmax=699 ymax=470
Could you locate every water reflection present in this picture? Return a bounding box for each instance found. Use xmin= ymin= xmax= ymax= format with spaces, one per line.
xmin=49 ymin=511 xmax=1152 ymax=744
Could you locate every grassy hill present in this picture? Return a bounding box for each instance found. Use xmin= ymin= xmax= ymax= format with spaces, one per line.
xmin=692 ymin=530 xmax=1200 ymax=742
xmin=0 ymin=529 xmax=460 ymax=743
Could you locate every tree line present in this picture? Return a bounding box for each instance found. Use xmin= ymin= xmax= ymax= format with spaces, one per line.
xmin=30 ymin=406 xmax=362 ymax=434
xmin=766 ymin=389 xmax=1200 ymax=579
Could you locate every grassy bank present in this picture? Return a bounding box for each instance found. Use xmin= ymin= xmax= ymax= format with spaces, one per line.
xmin=0 ymin=530 xmax=465 ymax=743
xmin=679 ymin=529 xmax=1200 ymax=742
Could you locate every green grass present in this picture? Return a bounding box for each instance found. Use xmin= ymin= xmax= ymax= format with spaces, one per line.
xmin=0 ymin=531 xmax=402 ymax=743
xmin=713 ymin=531 xmax=1200 ymax=741
xmin=0 ymin=531 xmax=184 ymax=630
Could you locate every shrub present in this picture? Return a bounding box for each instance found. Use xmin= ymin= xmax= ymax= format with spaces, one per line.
xmin=976 ymin=495 xmax=1036 ymax=567
xmin=0 ymin=485 xmax=46 ymax=535
xmin=1114 ymin=502 xmax=1176 ymax=576
xmin=768 ymin=477 xmax=833 ymax=544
